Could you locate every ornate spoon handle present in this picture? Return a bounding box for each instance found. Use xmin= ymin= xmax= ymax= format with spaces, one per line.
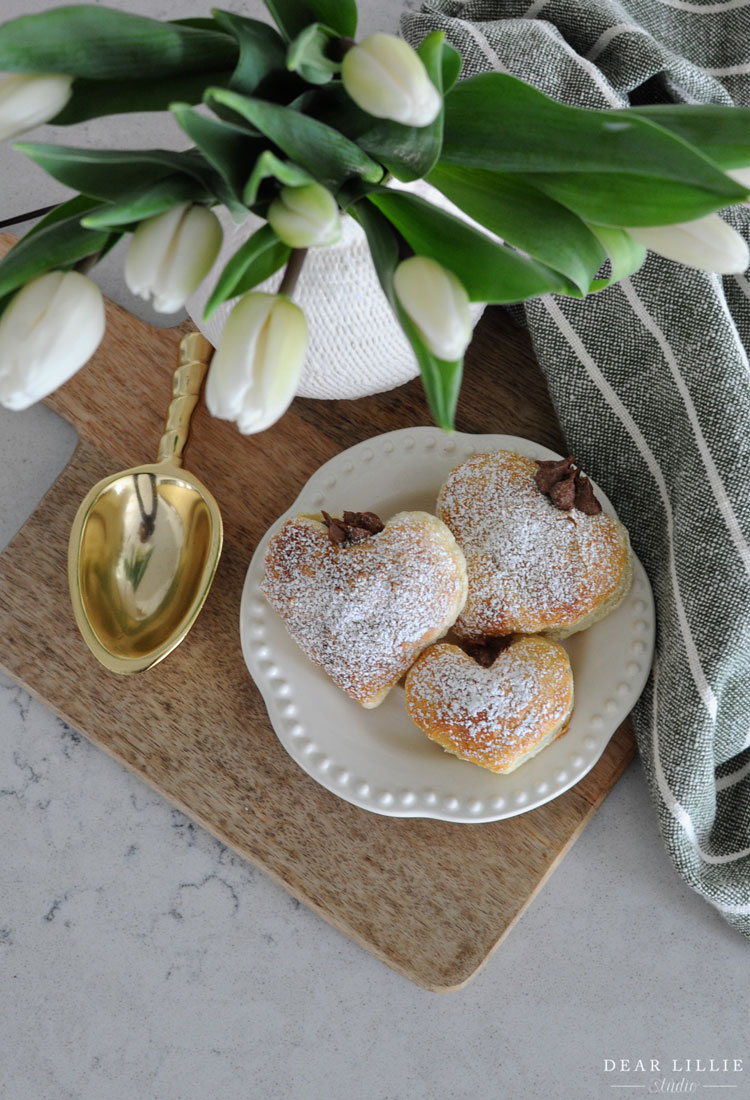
xmin=156 ymin=332 xmax=214 ymax=467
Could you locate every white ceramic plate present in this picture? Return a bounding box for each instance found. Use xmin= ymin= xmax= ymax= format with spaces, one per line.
xmin=240 ymin=428 xmax=655 ymax=823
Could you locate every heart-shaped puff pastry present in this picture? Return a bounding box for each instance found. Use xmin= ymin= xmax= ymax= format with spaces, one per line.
xmin=261 ymin=511 xmax=468 ymax=708
xmin=405 ymin=637 xmax=574 ymax=774
xmin=437 ymin=450 xmax=632 ymax=640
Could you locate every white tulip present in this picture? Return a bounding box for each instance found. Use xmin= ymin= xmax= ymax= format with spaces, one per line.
xmin=341 ymin=33 xmax=441 ymax=127
xmin=0 ymin=72 xmax=73 ymax=142
xmin=267 ymin=183 xmax=341 ymax=249
xmin=0 ymin=270 xmax=105 ymax=410
xmin=125 ymin=203 xmax=223 ymax=313
xmin=625 ymin=214 xmax=749 ymax=275
xmin=205 ymin=292 xmax=308 ymax=434
xmin=393 ymin=255 xmax=472 ymax=360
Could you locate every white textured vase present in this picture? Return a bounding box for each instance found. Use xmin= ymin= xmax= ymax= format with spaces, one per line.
xmin=186 ymin=181 xmax=486 ymax=401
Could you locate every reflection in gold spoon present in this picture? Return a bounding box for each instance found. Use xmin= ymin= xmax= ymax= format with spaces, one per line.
xmin=68 ymin=333 xmax=223 ymax=674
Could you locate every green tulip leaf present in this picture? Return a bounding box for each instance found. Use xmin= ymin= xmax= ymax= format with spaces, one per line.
xmin=51 ymin=69 xmax=234 ymax=126
xmin=206 ymin=88 xmax=384 ymax=189
xmin=171 ymin=17 xmax=227 ymax=33
xmin=440 ymin=40 xmax=462 ymax=95
xmin=441 ymin=73 xmax=746 ymax=219
xmin=352 ymin=197 xmax=462 ymax=430
xmin=301 ymin=86 xmax=414 ymax=179
xmin=243 ymin=151 xmax=315 ymax=205
xmin=0 ymin=202 xmax=112 ymax=299
xmin=13 ymin=194 xmax=124 ymax=267
xmin=584 ymin=224 xmax=647 ymax=290
xmin=263 ymin=0 xmax=357 ymax=41
xmin=211 ymin=10 xmax=290 ymax=97
xmin=368 ymin=190 xmax=576 ymax=302
xmin=14 ymin=143 xmax=212 ymax=203
xmin=349 ymin=195 xmax=399 ymax=300
xmin=428 ymin=162 xmax=606 ymax=294
xmin=23 ymin=194 xmax=102 ymax=238
xmin=203 ymin=223 xmax=291 ymax=318
xmin=287 ymin=23 xmax=342 ymax=85
xmin=0 ymin=7 xmax=237 ymax=79
xmin=80 ymin=175 xmax=211 ymax=229
xmin=23 ymin=194 xmax=125 ymax=262
xmin=172 ymin=103 xmax=259 ymax=216
xmin=524 ymin=169 xmax=739 ymax=227
xmin=623 ymin=104 xmax=750 ymax=172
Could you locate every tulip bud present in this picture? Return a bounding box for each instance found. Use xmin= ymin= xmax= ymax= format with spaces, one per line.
xmin=0 ymin=72 xmax=73 ymax=142
xmin=341 ymin=33 xmax=441 ymax=127
xmin=267 ymin=183 xmax=341 ymax=249
xmin=0 ymin=270 xmax=105 ymax=410
xmin=205 ymin=292 xmax=308 ymax=434
xmin=125 ymin=203 xmax=223 ymax=313
xmin=393 ymin=255 xmax=472 ymax=360
xmin=625 ymin=214 xmax=749 ymax=275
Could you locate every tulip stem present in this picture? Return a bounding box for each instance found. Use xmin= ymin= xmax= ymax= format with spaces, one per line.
xmin=279 ymin=248 xmax=308 ymax=297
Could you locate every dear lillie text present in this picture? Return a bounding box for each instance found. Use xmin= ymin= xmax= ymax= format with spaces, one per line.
xmin=604 ymin=1058 xmax=743 ymax=1094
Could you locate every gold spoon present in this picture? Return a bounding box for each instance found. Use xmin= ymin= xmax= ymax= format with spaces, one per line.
xmin=68 ymin=332 xmax=223 ymax=674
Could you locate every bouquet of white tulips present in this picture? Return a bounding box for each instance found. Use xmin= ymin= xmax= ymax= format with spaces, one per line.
xmin=1 ymin=0 xmax=750 ymax=430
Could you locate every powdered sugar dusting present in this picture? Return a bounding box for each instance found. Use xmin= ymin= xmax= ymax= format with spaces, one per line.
xmin=261 ymin=512 xmax=467 ymax=705
xmin=405 ymin=639 xmax=573 ymax=771
xmin=437 ymin=451 xmax=630 ymax=638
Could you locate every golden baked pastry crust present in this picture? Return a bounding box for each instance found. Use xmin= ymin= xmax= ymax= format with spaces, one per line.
xmin=261 ymin=511 xmax=468 ymax=708
xmin=404 ymin=636 xmax=574 ymax=774
xmin=436 ymin=450 xmax=633 ymax=640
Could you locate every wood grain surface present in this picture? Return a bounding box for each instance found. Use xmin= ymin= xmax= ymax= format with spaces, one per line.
xmin=0 ymin=234 xmax=636 ymax=991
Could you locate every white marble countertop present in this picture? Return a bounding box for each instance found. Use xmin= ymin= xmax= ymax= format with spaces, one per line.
xmin=1 ymin=3 xmax=749 ymax=1098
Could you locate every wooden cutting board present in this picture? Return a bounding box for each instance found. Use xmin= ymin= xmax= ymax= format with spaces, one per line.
xmin=0 ymin=233 xmax=636 ymax=991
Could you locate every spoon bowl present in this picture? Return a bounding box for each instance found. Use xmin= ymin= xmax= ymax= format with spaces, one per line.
xmin=68 ymin=333 xmax=223 ymax=674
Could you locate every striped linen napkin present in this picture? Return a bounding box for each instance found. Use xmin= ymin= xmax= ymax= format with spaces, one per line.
xmin=402 ymin=0 xmax=750 ymax=936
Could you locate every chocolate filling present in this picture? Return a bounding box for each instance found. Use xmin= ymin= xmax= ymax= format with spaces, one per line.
xmin=321 ymin=510 xmax=385 ymax=547
xmin=534 ymin=457 xmax=602 ymax=515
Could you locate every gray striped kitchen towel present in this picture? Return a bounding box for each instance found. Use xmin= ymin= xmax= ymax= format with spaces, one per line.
xmin=402 ymin=0 xmax=750 ymax=936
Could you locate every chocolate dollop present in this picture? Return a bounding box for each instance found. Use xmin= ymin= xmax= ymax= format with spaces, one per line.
xmin=534 ymin=457 xmax=602 ymax=515
xmin=321 ymin=510 xmax=385 ymax=547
